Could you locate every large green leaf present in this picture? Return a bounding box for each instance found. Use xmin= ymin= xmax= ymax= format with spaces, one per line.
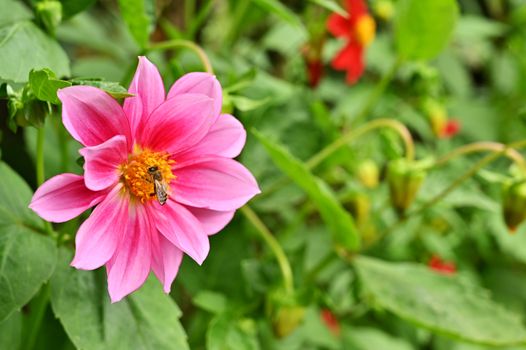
xmin=0 ymin=0 xmax=32 ymax=27
xmin=395 ymin=0 xmax=459 ymax=60
xmin=253 ymin=130 xmax=360 ymax=251
xmin=0 ymin=21 xmax=70 ymax=82
xmin=50 ymin=249 xmax=189 ymax=350
xmin=117 ymin=0 xmax=155 ymax=49
xmin=0 ymin=162 xmax=57 ymax=322
xmin=60 ymin=0 xmax=96 ymax=19
xmin=343 ymin=326 xmax=413 ymax=350
xmin=354 ymin=256 xmax=526 ymax=346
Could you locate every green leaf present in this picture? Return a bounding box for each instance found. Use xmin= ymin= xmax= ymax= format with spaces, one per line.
xmin=0 ymin=312 xmax=21 ymax=349
xmin=207 ymin=314 xmax=260 ymax=350
xmin=354 ymin=256 xmax=526 ymax=346
xmin=29 ymin=68 xmax=71 ymax=104
xmin=59 ymin=0 xmax=96 ymax=19
xmin=308 ymin=0 xmax=346 ymax=17
xmin=70 ymin=79 xmax=133 ymax=98
xmin=193 ymin=290 xmax=228 ymax=314
xmin=253 ymin=130 xmax=360 ymax=251
xmin=0 ymin=21 xmax=70 ymax=83
xmin=117 ymin=0 xmax=155 ymax=49
xmin=343 ymin=326 xmax=413 ymax=350
xmin=0 ymin=162 xmax=57 ymax=322
xmin=50 ymin=249 xmax=190 ymax=350
xmin=250 ymin=0 xmax=303 ymax=28
xmin=229 ymin=95 xmax=271 ymax=112
xmin=395 ymin=0 xmax=459 ymax=60
xmin=0 ymin=0 xmax=32 ymax=27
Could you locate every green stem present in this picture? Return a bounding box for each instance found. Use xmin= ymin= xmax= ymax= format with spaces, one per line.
xmin=307 ymin=118 xmax=415 ymax=169
xmin=225 ymin=0 xmax=249 ymax=47
xmin=148 ymin=40 xmax=213 ymax=74
xmin=36 ymin=124 xmax=54 ymax=236
xmin=23 ymin=284 xmax=49 ymax=350
xmin=240 ymin=206 xmax=294 ymax=295
xmin=434 ymin=141 xmax=526 ymax=172
xmin=408 ymin=139 xmax=526 ymax=218
xmin=351 ymin=57 xmax=402 ymax=126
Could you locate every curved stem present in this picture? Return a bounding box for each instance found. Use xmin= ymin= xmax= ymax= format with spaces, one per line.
xmin=240 ymin=206 xmax=294 ymax=295
xmin=36 ymin=124 xmax=54 ymax=236
xmin=148 ymin=40 xmax=213 ymax=74
xmin=307 ymin=118 xmax=415 ymax=169
xmin=434 ymin=141 xmax=526 ymax=172
xmin=409 ymin=140 xmax=526 ymax=218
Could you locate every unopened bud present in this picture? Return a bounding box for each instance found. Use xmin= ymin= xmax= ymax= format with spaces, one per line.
xmin=374 ymin=0 xmax=395 ymax=21
xmin=502 ymin=179 xmax=526 ymax=232
xmin=387 ymin=159 xmax=426 ymax=215
xmin=422 ymin=98 xmax=447 ymax=137
xmin=36 ymin=1 xmax=62 ymax=36
xmin=273 ymin=305 xmax=305 ymax=338
xmin=346 ymin=192 xmax=370 ymax=225
xmin=357 ymin=159 xmax=379 ymax=188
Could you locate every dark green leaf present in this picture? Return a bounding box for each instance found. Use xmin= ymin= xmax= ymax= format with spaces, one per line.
xmin=50 ymin=249 xmax=190 ymax=350
xmin=355 ymin=256 xmax=526 ymax=346
xmin=0 ymin=162 xmax=57 ymax=322
xmin=29 ymin=68 xmax=71 ymax=104
xmin=395 ymin=0 xmax=459 ymax=60
xmin=250 ymin=0 xmax=303 ymax=28
xmin=0 ymin=311 xmax=21 ymax=349
xmin=193 ymin=290 xmax=228 ymax=314
xmin=253 ymin=130 xmax=360 ymax=251
xmin=117 ymin=0 xmax=155 ymax=49
xmin=59 ymin=0 xmax=96 ymax=19
xmin=0 ymin=21 xmax=70 ymax=83
xmin=70 ymin=79 xmax=133 ymax=98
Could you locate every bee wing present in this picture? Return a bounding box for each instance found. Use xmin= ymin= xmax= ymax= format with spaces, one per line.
xmin=154 ymin=179 xmax=169 ymax=205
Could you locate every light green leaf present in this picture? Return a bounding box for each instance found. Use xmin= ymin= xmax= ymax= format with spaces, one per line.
xmin=395 ymin=0 xmax=459 ymax=60
xmin=355 ymin=256 xmax=526 ymax=346
xmin=230 ymin=95 xmax=271 ymax=112
xmin=0 ymin=311 xmax=21 ymax=349
xmin=117 ymin=0 xmax=155 ymax=49
xmin=308 ymin=0 xmax=346 ymax=16
xmin=29 ymin=68 xmax=71 ymax=104
xmin=193 ymin=290 xmax=228 ymax=314
xmin=50 ymin=249 xmax=189 ymax=350
xmin=253 ymin=130 xmax=360 ymax=251
xmin=70 ymin=79 xmax=133 ymax=98
xmin=207 ymin=314 xmax=260 ymax=350
xmin=250 ymin=0 xmax=303 ymax=28
xmin=0 ymin=21 xmax=70 ymax=83
xmin=0 ymin=0 xmax=32 ymax=27
xmin=343 ymin=326 xmax=413 ymax=350
xmin=0 ymin=162 xmax=57 ymax=322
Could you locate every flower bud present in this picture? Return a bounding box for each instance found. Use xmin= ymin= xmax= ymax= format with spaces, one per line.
xmin=422 ymin=98 xmax=447 ymax=137
xmin=387 ymin=159 xmax=426 ymax=215
xmin=356 ymin=159 xmax=379 ymax=188
xmin=273 ymin=305 xmax=306 ymax=338
xmin=374 ymin=0 xmax=395 ymax=21
xmin=36 ymin=1 xmax=63 ymax=36
xmin=502 ymin=179 xmax=526 ymax=232
xmin=346 ymin=192 xmax=370 ymax=226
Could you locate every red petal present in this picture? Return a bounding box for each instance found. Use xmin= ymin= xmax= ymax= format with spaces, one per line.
xmin=327 ymin=14 xmax=350 ymax=38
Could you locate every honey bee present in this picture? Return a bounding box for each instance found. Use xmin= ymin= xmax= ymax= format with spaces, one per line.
xmin=148 ymin=166 xmax=168 ymax=206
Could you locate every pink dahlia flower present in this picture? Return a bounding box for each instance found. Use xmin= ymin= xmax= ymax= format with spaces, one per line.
xmin=29 ymin=57 xmax=260 ymax=302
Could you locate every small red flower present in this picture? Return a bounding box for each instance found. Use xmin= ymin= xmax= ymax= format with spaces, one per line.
xmin=440 ymin=119 xmax=461 ymax=138
xmin=428 ymin=255 xmax=456 ymax=275
xmin=320 ymin=308 xmax=341 ymax=336
xmin=327 ymin=0 xmax=375 ymax=84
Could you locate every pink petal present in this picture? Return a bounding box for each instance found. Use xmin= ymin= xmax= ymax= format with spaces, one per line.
xmin=79 ymin=135 xmax=128 ymax=191
xmin=151 ymin=233 xmax=184 ymax=293
xmin=107 ymin=204 xmax=152 ymax=303
xmin=123 ymin=56 xmax=165 ymax=138
xmin=149 ymin=200 xmax=209 ymax=265
xmin=138 ymin=93 xmax=215 ymax=154
xmin=29 ymin=174 xmax=106 ymax=223
xmin=71 ymin=184 xmax=128 ymax=270
xmin=187 ymin=206 xmax=235 ymax=235
xmin=167 ymin=72 xmax=222 ymax=119
xmin=58 ymin=86 xmax=131 ymax=148
xmin=176 ymin=114 xmax=246 ymax=161
xmin=172 ymin=157 xmax=260 ymax=211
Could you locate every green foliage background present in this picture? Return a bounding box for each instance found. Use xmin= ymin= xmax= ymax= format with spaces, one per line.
xmin=2 ymin=0 xmax=526 ymax=349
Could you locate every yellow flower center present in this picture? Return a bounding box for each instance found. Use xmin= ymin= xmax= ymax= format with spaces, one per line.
xmin=355 ymin=14 xmax=376 ymax=47
xmin=120 ymin=148 xmax=175 ymax=203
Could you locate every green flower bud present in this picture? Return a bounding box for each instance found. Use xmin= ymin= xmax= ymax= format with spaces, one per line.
xmin=356 ymin=159 xmax=379 ymax=189
xmin=346 ymin=192 xmax=370 ymax=226
xmin=502 ymin=179 xmax=526 ymax=232
xmin=36 ymin=1 xmax=63 ymax=36
xmin=387 ymin=159 xmax=426 ymax=215
xmin=273 ymin=305 xmax=305 ymax=338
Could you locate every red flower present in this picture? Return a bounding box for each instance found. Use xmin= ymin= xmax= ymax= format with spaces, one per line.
xmin=320 ymin=308 xmax=341 ymax=336
xmin=428 ymin=255 xmax=456 ymax=275
xmin=440 ymin=119 xmax=461 ymax=138
xmin=327 ymin=0 xmax=375 ymax=84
